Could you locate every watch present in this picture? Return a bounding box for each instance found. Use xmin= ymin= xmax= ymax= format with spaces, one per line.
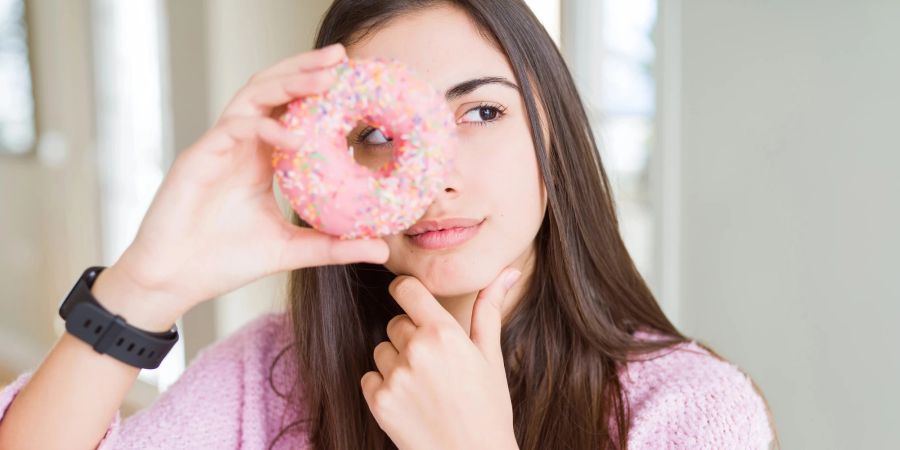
xmin=58 ymin=266 xmax=179 ymax=369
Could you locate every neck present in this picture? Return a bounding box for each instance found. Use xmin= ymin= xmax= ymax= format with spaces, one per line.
xmin=433 ymin=291 xmax=479 ymax=335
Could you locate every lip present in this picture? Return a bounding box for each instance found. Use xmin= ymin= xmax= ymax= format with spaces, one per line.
xmin=405 ymin=217 xmax=485 ymax=250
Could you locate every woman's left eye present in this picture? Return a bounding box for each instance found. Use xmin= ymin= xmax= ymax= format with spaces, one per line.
xmin=459 ymin=104 xmax=506 ymax=124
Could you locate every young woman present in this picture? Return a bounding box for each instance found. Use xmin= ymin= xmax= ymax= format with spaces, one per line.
xmin=0 ymin=1 xmax=777 ymax=449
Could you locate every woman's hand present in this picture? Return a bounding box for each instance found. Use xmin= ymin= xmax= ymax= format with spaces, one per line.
xmin=94 ymin=43 xmax=389 ymax=330
xmin=361 ymin=268 xmax=523 ymax=450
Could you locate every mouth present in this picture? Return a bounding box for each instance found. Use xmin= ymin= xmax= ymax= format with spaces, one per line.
xmin=404 ymin=217 xmax=485 ymax=250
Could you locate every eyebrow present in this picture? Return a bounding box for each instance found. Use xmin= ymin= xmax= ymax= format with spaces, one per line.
xmin=444 ymin=76 xmax=520 ymax=100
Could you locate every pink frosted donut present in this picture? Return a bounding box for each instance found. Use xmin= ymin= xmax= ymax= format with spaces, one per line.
xmin=272 ymin=57 xmax=456 ymax=240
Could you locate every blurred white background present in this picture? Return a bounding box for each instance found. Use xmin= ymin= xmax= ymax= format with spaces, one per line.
xmin=1 ymin=0 xmax=897 ymax=447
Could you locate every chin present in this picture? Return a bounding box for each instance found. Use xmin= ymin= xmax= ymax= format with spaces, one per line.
xmin=385 ymin=252 xmax=497 ymax=298
xmin=421 ymin=272 xmax=488 ymax=298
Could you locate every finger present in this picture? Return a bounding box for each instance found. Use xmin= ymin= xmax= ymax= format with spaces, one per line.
xmin=373 ymin=340 xmax=401 ymax=378
xmin=360 ymin=370 xmax=384 ymax=410
xmin=470 ymin=269 xmax=521 ymax=365
xmin=219 ymin=69 xmax=337 ymax=120
xmin=198 ymin=116 xmax=299 ymax=156
xmin=274 ymin=226 xmax=390 ymax=270
xmin=253 ymin=43 xmax=346 ymax=81
xmin=388 ymin=276 xmax=458 ymax=328
xmin=385 ymin=314 xmax=417 ymax=352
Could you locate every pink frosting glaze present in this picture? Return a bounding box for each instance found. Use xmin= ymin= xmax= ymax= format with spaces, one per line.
xmin=273 ymin=57 xmax=456 ymax=239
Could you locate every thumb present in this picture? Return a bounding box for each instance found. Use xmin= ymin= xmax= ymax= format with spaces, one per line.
xmin=277 ymin=226 xmax=390 ymax=270
xmin=470 ymin=268 xmax=522 ymax=365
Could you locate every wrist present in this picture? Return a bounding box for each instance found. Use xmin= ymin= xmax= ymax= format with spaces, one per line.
xmin=90 ymin=264 xmax=184 ymax=333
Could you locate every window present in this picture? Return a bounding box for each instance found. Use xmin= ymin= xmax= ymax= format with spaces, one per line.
xmin=90 ymin=0 xmax=184 ymax=393
xmin=561 ymin=0 xmax=658 ymax=284
xmin=0 ymin=0 xmax=36 ymax=155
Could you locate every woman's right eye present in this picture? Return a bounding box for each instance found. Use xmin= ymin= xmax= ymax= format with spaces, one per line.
xmin=357 ymin=127 xmax=392 ymax=146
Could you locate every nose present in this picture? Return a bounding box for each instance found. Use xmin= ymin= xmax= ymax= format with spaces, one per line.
xmin=438 ymin=156 xmax=462 ymax=199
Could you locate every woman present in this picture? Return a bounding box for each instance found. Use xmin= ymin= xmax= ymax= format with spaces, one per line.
xmin=0 ymin=1 xmax=777 ymax=449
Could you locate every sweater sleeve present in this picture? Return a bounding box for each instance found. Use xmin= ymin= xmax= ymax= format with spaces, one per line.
xmin=0 ymin=313 xmax=279 ymax=450
xmin=623 ymin=342 xmax=775 ymax=449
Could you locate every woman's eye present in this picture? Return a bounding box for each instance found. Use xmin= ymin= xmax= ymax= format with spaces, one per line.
xmin=359 ymin=128 xmax=391 ymax=145
xmin=460 ymin=105 xmax=504 ymax=124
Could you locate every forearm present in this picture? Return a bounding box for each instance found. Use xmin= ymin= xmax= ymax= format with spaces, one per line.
xmin=0 ymin=266 xmax=181 ymax=449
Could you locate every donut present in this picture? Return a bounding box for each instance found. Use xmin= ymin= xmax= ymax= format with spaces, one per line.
xmin=272 ymin=57 xmax=456 ymax=240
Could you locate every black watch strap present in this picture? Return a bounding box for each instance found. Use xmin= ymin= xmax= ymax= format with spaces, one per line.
xmin=58 ymin=266 xmax=179 ymax=369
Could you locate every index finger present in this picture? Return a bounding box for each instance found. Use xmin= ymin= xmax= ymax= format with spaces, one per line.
xmin=254 ymin=43 xmax=347 ymax=82
xmin=388 ymin=276 xmax=458 ymax=328
xmin=221 ymin=69 xmax=337 ymax=120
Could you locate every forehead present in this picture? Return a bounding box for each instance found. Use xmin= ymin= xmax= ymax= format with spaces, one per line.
xmin=345 ymin=4 xmax=514 ymax=93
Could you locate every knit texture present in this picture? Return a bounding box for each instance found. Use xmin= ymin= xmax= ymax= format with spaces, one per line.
xmin=1 ymin=312 xmax=773 ymax=449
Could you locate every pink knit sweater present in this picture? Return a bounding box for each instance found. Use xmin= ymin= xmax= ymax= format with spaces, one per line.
xmin=1 ymin=312 xmax=774 ymax=449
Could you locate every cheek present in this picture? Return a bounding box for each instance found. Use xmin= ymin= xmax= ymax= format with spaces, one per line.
xmin=480 ymin=125 xmax=545 ymax=226
xmin=379 ymin=122 xmax=545 ymax=296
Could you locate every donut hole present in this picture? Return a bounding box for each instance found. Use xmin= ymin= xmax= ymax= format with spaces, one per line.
xmin=347 ymin=120 xmax=400 ymax=176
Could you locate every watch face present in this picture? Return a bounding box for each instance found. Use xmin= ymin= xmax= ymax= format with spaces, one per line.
xmin=59 ymin=266 xmax=104 ymax=319
xmin=58 ymin=277 xmax=83 ymax=319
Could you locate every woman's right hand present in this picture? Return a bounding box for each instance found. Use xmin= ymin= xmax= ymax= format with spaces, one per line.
xmin=92 ymin=43 xmax=388 ymax=331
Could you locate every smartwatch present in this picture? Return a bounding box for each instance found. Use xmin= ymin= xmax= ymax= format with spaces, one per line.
xmin=58 ymin=266 xmax=179 ymax=369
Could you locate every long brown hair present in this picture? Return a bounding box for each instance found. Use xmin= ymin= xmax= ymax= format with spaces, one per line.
xmin=267 ymin=1 xmax=776 ymax=449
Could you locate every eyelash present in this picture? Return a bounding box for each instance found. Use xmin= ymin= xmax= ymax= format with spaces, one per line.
xmin=353 ymin=102 xmax=508 ymax=146
xmin=353 ymin=127 xmax=388 ymax=146
xmin=459 ymin=102 xmax=508 ymax=127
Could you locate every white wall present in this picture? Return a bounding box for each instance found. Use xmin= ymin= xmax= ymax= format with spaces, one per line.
xmin=664 ymin=0 xmax=900 ymax=448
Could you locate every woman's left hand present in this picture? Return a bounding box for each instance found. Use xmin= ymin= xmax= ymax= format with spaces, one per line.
xmin=361 ymin=268 xmax=523 ymax=450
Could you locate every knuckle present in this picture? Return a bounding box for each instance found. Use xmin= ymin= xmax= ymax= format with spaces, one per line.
xmin=386 ymin=315 xmax=398 ymax=330
xmin=428 ymin=325 xmax=455 ymax=345
xmin=246 ymin=71 xmax=264 ymax=86
xmin=389 ymin=366 xmax=411 ymax=387
xmin=389 ymin=276 xmax=417 ymax=298
xmin=404 ymin=338 xmax=429 ymax=365
xmin=217 ymin=115 xmax=244 ymax=131
xmin=228 ymin=85 xmax=256 ymax=111
xmin=280 ymin=76 xmax=300 ymax=94
xmin=308 ymin=69 xmax=334 ymax=86
xmin=373 ymin=341 xmax=392 ymax=360
xmin=215 ymin=118 xmax=245 ymax=141
xmin=232 ymin=86 xmax=253 ymax=108
xmin=386 ymin=314 xmax=406 ymax=330
xmin=371 ymin=389 xmax=392 ymax=416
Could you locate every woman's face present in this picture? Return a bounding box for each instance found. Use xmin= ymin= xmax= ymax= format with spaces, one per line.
xmin=347 ymin=4 xmax=547 ymax=298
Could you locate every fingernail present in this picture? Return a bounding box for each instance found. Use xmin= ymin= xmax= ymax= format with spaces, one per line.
xmin=503 ymin=270 xmax=522 ymax=290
